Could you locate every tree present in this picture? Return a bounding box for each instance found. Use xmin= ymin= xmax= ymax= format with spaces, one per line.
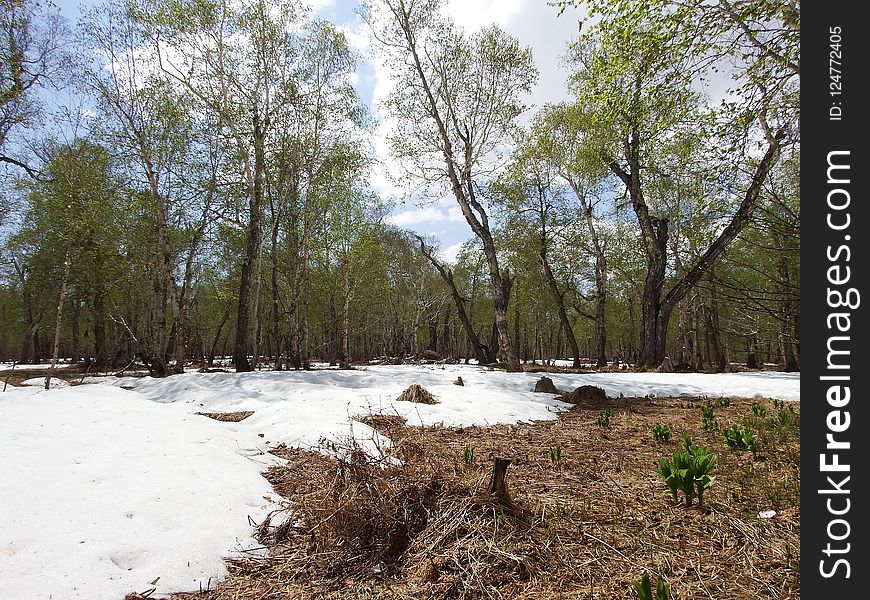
xmin=11 ymin=138 xmax=124 ymax=383
xmin=415 ymin=235 xmax=490 ymax=364
xmin=566 ymin=1 xmax=795 ymax=368
xmin=1 ymin=0 xmax=68 ymax=178
xmin=496 ymin=137 xmax=584 ymax=367
xmin=136 ymin=0 xmax=306 ymax=372
xmin=80 ymin=1 xmax=200 ymax=376
xmin=367 ymin=0 xmax=537 ymax=371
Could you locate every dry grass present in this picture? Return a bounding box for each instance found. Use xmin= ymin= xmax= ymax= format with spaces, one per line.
xmin=396 ymin=384 xmax=439 ymax=405
xmin=195 ymin=411 xmax=255 ymax=422
xmin=170 ymin=395 xmax=800 ymax=600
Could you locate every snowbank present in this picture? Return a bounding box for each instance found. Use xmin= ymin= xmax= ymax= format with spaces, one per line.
xmin=0 ymin=385 xmax=278 ymax=600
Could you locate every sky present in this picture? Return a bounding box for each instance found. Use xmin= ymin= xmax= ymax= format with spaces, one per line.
xmin=53 ymin=0 xmax=584 ymax=262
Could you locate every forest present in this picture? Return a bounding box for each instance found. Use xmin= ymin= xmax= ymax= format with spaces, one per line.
xmin=1 ymin=1 xmax=805 ymax=598
xmin=0 ymin=0 xmax=799 ymax=376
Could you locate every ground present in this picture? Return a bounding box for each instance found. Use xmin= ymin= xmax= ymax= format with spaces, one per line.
xmin=0 ymin=363 xmax=799 ymax=599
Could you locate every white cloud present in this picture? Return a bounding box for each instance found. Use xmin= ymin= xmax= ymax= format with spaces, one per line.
xmin=445 ymin=206 xmax=465 ymax=223
xmin=439 ymin=242 xmax=465 ymax=264
xmin=386 ymin=206 xmax=449 ymax=227
xmin=443 ymin=0 xmax=523 ymax=30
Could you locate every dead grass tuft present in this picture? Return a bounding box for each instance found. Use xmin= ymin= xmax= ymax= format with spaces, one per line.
xmin=356 ymin=413 xmax=408 ymax=432
xmin=560 ymin=384 xmax=609 ymax=406
xmin=396 ymin=383 xmax=439 ymax=404
xmin=195 ymin=411 xmax=254 ymax=422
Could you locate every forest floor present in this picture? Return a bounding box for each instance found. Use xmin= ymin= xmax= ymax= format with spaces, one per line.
xmin=0 ymin=363 xmax=799 ymax=599
xmin=169 ymin=392 xmax=800 ymax=600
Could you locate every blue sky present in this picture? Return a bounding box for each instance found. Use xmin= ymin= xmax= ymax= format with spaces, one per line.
xmin=52 ymin=0 xmax=583 ymax=261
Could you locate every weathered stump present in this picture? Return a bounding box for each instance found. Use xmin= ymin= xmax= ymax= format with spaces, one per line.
xmin=533 ymin=376 xmax=559 ymax=394
xmin=453 ymin=376 xmax=464 ymax=386
xmin=487 ymin=457 xmax=512 ymax=507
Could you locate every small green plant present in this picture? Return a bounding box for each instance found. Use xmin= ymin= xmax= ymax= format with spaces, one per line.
xmin=548 ymin=445 xmax=562 ymax=465
xmin=463 ymin=443 xmax=474 ymax=464
xmin=716 ymin=397 xmax=731 ymax=407
xmin=776 ymin=405 xmax=797 ymax=427
xmin=701 ymin=400 xmax=716 ymax=430
xmin=723 ymin=424 xmax=758 ymax=454
xmin=773 ymin=405 xmax=800 ymax=440
xmin=681 ymin=433 xmax=693 ymax=449
xmin=632 ymin=570 xmax=670 ymax=600
xmin=751 ymin=402 xmax=767 ymax=418
xmin=656 ymin=442 xmax=717 ymax=507
xmin=597 ymin=408 xmax=612 ymax=428
xmin=773 ymin=399 xmax=786 ymax=411
xmin=651 ymin=422 xmax=671 ymax=442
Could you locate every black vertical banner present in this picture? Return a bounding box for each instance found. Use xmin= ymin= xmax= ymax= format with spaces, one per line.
xmin=802 ymin=2 xmax=869 ymax=595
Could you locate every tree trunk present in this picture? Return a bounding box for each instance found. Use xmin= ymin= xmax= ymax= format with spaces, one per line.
xmin=148 ymin=263 xmax=170 ymax=377
xmin=540 ymin=246 xmax=580 ymax=367
xmin=207 ymin=307 xmax=231 ymax=368
xmin=339 ymin=259 xmax=351 ymax=369
xmin=746 ymin=333 xmax=759 ymax=369
xmin=46 ymin=248 xmax=71 ymax=390
xmin=705 ymin=274 xmax=726 ymax=372
xmin=398 ymin=12 xmax=519 ymax=371
xmin=21 ymin=312 xmax=45 ymax=364
xmin=487 ymin=458 xmax=512 ymax=508
xmin=270 ymin=222 xmax=283 ymax=370
xmin=71 ymin=299 xmax=81 ymax=364
xmin=777 ymin=252 xmax=799 ymax=371
xmin=608 ymin=127 xmax=784 ymax=368
xmin=567 ymin=181 xmax=608 ymax=368
xmin=428 ymin=313 xmax=438 ymax=354
xmin=233 ymin=110 xmax=266 ymax=373
xmin=415 ymin=236 xmax=489 ymax=365
xmin=250 ymin=238 xmax=265 ymax=371
xmin=593 ymin=261 xmax=607 ymax=368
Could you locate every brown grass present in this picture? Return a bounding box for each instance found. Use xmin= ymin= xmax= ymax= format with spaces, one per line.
xmin=195 ymin=411 xmax=255 ymax=422
xmin=396 ymin=384 xmax=439 ymax=405
xmin=170 ymin=396 xmax=800 ymax=600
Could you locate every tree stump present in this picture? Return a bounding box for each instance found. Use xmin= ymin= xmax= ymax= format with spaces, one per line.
xmin=487 ymin=457 xmax=512 ymax=506
xmin=453 ymin=376 xmax=464 ymax=386
xmin=533 ymin=376 xmax=559 ymax=393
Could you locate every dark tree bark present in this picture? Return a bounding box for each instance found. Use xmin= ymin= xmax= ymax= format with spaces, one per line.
xmin=93 ymin=289 xmax=106 ymax=366
xmin=207 ymin=307 xmax=231 ymax=368
xmin=233 ymin=110 xmax=267 ymax=372
xmin=539 ymin=242 xmax=580 ymax=367
xmin=487 ymin=457 xmax=512 ymax=508
xmin=704 ymin=273 xmax=727 ymax=372
xmin=607 ymin=126 xmax=785 ymax=368
xmin=415 ymin=236 xmax=490 ymax=365
xmin=173 ymin=202 xmax=209 ymax=374
xmin=71 ymin=298 xmax=81 ymax=364
xmin=746 ymin=334 xmax=760 ymax=369
xmin=777 ymin=252 xmax=799 ymax=371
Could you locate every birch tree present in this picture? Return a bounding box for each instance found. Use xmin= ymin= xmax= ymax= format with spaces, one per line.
xmin=367 ymin=0 xmax=536 ymax=371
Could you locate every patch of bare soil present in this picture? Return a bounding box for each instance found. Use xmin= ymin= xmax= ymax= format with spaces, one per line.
xmin=171 ymin=396 xmax=800 ymax=600
xmin=195 ymin=411 xmax=255 ymax=422
xmin=0 ymin=365 xmax=95 ymax=388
